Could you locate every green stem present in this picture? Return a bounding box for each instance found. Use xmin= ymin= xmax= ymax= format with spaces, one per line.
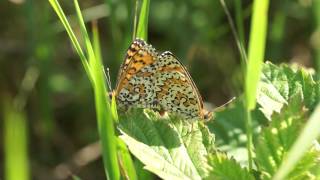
xmin=234 ymin=0 xmax=245 ymax=46
xmin=4 ymin=97 xmax=30 ymax=180
xmin=245 ymin=109 xmax=253 ymax=169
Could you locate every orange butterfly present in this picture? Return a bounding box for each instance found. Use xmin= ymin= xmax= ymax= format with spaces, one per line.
xmin=113 ymin=39 xmax=212 ymax=120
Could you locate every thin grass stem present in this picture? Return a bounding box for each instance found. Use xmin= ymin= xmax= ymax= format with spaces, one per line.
xmin=48 ymin=0 xmax=93 ymax=84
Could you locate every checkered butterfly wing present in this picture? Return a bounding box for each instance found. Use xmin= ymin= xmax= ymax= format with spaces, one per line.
xmin=154 ymin=51 xmax=212 ymax=120
xmin=115 ymin=39 xmax=212 ymax=120
xmin=114 ymin=39 xmax=158 ymax=109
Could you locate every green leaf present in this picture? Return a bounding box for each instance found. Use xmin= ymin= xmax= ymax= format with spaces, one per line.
xmin=273 ymin=103 xmax=320 ymax=180
xmin=205 ymin=152 xmax=255 ymax=180
xmin=257 ymin=62 xmax=320 ymax=118
xmin=255 ymin=97 xmax=320 ymax=179
xmin=118 ymin=109 xmax=213 ymax=179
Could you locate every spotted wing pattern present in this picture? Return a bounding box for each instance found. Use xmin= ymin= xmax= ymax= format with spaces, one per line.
xmin=115 ymin=39 xmax=158 ymax=109
xmin=114 ymin=39 xmax=212 ymax=120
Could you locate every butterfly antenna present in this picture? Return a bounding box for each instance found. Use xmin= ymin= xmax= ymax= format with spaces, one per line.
xmin=214 ymin=97 xmax=236 ymax=111
xmin=103 ymin=66 xmax=113 ymax=93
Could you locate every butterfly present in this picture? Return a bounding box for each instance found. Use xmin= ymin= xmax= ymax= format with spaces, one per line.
xmin=113 ymin=39 xmax=212 ymax=121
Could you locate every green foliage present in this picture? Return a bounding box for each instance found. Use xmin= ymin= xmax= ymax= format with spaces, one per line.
xmin=48 ymin=0 xmax=126 ymax=179
xmin=117 ymin=61 xmax=320 ymax=179
xmin=273 ymin=104 xmax=320 ymax=179
xmin=5 ymin=0 xmax=320 ymax=179
xmin=206 ymin=152 xmax=254 ymax=180
xmin=118 ymin=108 xmax=258 ymax=179
xmin=255 ymin=62 xmax=320 ymax=179
xmin=255 ymin=98 xmax=320 ymax=179
xmin=258 ymin=62 xmax=320 ymax=118
xmin=118 ymin=109 xmax=213 ymax=179
xmin=47 ymin=1 xmax=320 ymax=179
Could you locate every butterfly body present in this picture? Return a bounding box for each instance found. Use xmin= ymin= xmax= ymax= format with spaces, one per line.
xmin=114 ymin=39 xmax=212 ymax=121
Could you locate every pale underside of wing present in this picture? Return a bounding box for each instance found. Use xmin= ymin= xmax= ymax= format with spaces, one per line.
xmin=154 ymin=51 xmax=204 ymax=120
xmin=115 ymin=39 xmax=210 ymax=120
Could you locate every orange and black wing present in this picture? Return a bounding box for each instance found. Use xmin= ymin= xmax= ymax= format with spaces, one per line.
xmin=114 ymin=39 xmax=159 ymax=109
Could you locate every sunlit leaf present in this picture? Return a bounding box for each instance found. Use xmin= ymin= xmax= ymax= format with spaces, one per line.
xmin=205 ymin=152 xmax=255 ymax=180
xmin=257 ymin=62 xmax=320 ymax=118
xmin=255 ymin=96 xmax=320 ymax=179
xmin=118 ymin=109 xmax=213 ymax=179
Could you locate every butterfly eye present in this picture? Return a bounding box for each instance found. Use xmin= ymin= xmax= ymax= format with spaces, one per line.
xmin=202 ymin=110 xmax=213 ymax=121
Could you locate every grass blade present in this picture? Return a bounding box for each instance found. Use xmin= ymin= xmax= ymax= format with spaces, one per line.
xmin=91 ymin=54 xmax=120 ymax=180
xmin=92 ymin=21 xmax=103 ymax=69
xmin=48 ymin=0 xmax=93 ymax=84
xmin=49 ymin=1 xmax=121 ymax=179
xmin=73 ymin=0 xmax=96 ymax=68
xmin=117 ymin=138 xmax=138 ymax=180
xmin=245 ymin=0 xmax=269 ymax=110
xmin=136 ymin=0 xmax=150 ymax=40
xmin=273 ymin=103 xmax=320 ymax=180
xmin=91 ymin=34 xmax=120 ymax=180
xmin=3 ymin=97 xmax=29 ymax=180
xmin=90 ymin=15 xmax=120 ymax=180
xmin=245 ymin=0 xmax=269 ymax=169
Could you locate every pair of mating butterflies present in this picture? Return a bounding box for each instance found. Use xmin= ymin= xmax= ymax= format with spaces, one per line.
xmin=112 ymin=39 xmax=212 ymax=121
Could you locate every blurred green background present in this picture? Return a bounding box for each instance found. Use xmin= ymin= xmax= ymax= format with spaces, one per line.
xmin=1 ymin=0 xmax=319 ymax=179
